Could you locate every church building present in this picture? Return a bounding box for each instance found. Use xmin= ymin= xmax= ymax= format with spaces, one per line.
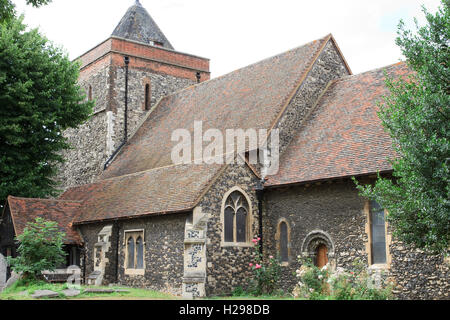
xmin=0 ymin=1 xmax=448 ymax=299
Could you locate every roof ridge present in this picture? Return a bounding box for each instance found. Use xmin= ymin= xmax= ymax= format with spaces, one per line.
xmin=146 ymin=34 xmax=333 ymax=107
xmin=257 ymin=34 xmax=332 ymax=148
xmin=336 ymin=61 xmax=407 ymax=82
xmin=7 ymin=195 xmax=83 ymax=203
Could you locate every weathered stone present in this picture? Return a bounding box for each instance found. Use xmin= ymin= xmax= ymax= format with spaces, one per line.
xmin=114 ymin=289 xmax=130 ymax=293
xmin=0 ymin=254 xmax=6 ymax=289
xmin=5 ymin=271 xmax=21 ymax=289
xmin=83 ymin=288 xmax=115 ymax=294
xmin=31 ymin=290 xmax=59 ymax=299
xmin=62 ymin=289 xmax=81 ymax=297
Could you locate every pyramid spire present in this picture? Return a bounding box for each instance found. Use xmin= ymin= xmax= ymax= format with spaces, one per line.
xmin=112 ymin=1 xmax=174 ymax=50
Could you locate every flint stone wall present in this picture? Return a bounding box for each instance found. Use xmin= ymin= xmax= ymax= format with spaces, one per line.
xmin=197 ymin=164 xmax=260 ymax=296
xmin=116 ymin=214 xmax=187 ymax=295
xmin=77 ymin=213 xmax=187 ymax=295
xmin=264 ymin=180 xmax=450 ymax=300
xmin=55 ymin=63 xmax=194 ymax=192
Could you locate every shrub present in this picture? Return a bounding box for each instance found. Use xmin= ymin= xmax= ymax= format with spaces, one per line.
xmin=246 ymin=237 xmax=282 ymax=296
xmin=293 ymin=258 xmax=394 ymax=300
xmin=7 ymin=217 xmax=67 ymax=280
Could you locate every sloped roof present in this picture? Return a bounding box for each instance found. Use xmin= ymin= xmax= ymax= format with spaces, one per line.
xmin=101 ymin=35 xmax=333 ymax=179
xmin=6 ymin=196 xmax=83 ymax=244
xmin=266 ymin=62 xmax=411 ymax=187
xmin=60 ymin=163 xmax=225 ymax=224
xmin=112 ymin=1 xmax=174 ymax=50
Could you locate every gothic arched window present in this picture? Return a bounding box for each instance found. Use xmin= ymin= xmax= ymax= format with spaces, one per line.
xmin=127 ymin=237 xmax=135 ymax=269
xmin=223 ymin=190 xmax=250 ymax=243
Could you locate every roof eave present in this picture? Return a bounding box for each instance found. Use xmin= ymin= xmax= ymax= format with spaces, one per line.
xmin=264 ymin=170 xmax=394 ymax=190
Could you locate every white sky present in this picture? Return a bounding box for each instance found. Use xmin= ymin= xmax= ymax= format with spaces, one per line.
xmin=14 ymin=0 xmax=442 ymax=78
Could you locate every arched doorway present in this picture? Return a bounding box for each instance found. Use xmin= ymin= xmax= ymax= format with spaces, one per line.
xmin=315 ymin=244 xmax=328 ymax=268
xmin=301 ymin=230 xmax=335 ymax=269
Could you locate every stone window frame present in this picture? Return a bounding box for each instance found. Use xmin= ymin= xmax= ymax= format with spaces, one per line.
xmin=275 ymin=218 xmax=291 ymax=266
xmin=220 ymin=186 xmax=253 ymax=248
xmin=124 ymin=229 xmax=145 ymax=276
xmin=301 ymin=230 xmax=335 ymax=267
xmin=364 ymin=201 xmax=392 ymax=270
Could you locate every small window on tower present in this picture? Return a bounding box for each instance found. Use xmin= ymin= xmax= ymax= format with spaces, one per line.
xmin=145 ymin=84 xmax=150 ymax=110
xmin=88 ymin=85 xmax=92 ymax=101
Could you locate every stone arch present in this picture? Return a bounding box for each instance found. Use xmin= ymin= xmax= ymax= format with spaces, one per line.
xmin=275 ymin=218 xmax=291 ymax=264
xmin=301 ymin=230 xmax=335 ymax=265
xmin=220 ymin=186 xmax=253 ymax=245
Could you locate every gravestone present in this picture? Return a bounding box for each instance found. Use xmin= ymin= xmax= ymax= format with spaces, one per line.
xmin=0 ymin=254 xmax=7 ymax=290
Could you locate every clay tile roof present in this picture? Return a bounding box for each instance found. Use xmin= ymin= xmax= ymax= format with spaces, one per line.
xmin=6 ymin=196 xmax=83 ymax=245
xmin=266 ymin=62 xmax=412 ymax=187
xmin=67 ymin=163 xmax=225 ymax=224
xmin=112 ymin=0 xmax=174 ymax=50
xmin=101 ymin=35 xmax=332 ymax=180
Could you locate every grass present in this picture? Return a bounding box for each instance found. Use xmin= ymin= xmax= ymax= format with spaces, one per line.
xmin=0 ymin=279 xmax=179 ymax=300
xmin=1 ymin=279 xmax=297 ymax=300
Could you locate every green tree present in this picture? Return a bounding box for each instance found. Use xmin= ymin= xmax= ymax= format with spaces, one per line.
xmin=356 ymin=0 xmax=449 ymax=253
xmin=7 ymin=217 xmax=67 ymax=280
xmin=1 ymin=0 xmax=51 ymax=23
xmin=0 ymin=16 xmax=93 ymax=205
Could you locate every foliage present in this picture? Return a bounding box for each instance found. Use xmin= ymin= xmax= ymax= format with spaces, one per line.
xmin=7 ymin=217 xmax=67 ymax=280
xmin=243 ymin=237 xmax=282 ymax=296
xmin=355 ymin=0 xmax=450 ymax=253
xmin=293 ymin=258 xmax=394 ymax=300
xmin=1 ymin=0 xmax=51 ymax=23
xmin=0 ymin=16 xmax=93 ymax=205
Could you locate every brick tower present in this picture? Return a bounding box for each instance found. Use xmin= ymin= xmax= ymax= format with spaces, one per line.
xmin=56 ymin=0 xmax=210 ymax=191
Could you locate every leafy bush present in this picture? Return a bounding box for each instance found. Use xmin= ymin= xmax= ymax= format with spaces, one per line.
xmin=7 ymin=217 xmax=67 ymax=280
xmin=245 ymin=237 xmax=282 ymax=296
xmin=293 ymin=258 xmax=394 ymax=300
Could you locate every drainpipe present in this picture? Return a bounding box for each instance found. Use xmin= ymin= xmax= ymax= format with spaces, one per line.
xmin=114 ymin=221 xmax=120 ymax=283
xmin=82 ymin=247 xmax=87 ymax=285
xmin=255 ymin=179 xmax=265 ymax=255
xmin=123 ymin=56 xmax=129 ymax=141
xmin=103 ymin=56 xmax=130 ymax=170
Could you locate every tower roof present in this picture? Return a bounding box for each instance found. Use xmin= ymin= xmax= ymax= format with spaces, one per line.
xmin=112 ymin=1 xmax=174 ymax=50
